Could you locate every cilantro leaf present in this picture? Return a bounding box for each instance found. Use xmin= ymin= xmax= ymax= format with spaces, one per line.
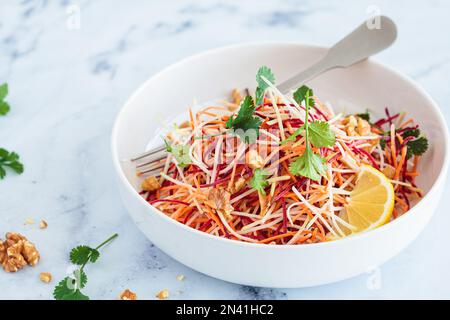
xmin=293 ymin=85 xmax=315 ymax=107
xmin=164 ymin=140 xmax=191 ymax=167
xmin=255 ymin=66 xmax=275 ymax=105
xmin=0 ymin=101 xmax=10 ymax=116
xmin=163 ymin=139 xmax=172 ymax=152
xmin=380 ymin=139 xmax=386 ymax=149
xmin=54 ymin=234 xmax=118 ymax=301
xmin=357 ymin=111 xmax=370 ymax=122
xmin=280 ymin=126 xmax=305 ymax=145
xmin=89 ymin=249 xmax=100 ymax=263
xmin=0 ymin=83 xmax=8 ymax=101
xmin=53 ymin=277 xmax=89 ymax=300
xmin=289 ymin=148 xmax=327 ymax=182
xmin=249 ymin=169 xmax=270 ymax=195
xmin=406 ymin=136 xmax=428 ymax=159
xmin=0 ymin=83 xmax=10 ymax=116
xmin=0 ymin=148 xmax=24 ymax=180
xmin=255 ymin=87 xmax=265 ymax=106
xmin=64 ymin=290 xmax=89 ymax=300
xmin=76 ymin=269 xmax=88 ymax=288
xmin=402 ymin=129 xmax=420 ymax=138
xmin=171 ymin=144 xmax=191 ymax=167
xmin=226 ymin=96 xmax=261 ymax=143
xmin=70 ymin=246 xmax=95 ymax=265
xmin=289 ymin=85 xmax=330 ymax=181
xmin=308 ymin=121 xmax=335 ymax=148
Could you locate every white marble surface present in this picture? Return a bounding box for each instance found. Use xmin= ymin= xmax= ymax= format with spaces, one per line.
xmin=1 ymin=0 xmax=450 ymax=300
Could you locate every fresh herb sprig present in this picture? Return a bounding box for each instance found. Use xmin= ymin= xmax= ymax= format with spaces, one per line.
xmin=0 ymin=83 xmax=25 ymax=180
xmin=357 ymin=111 xmax=371 ymax=122
xmin=249 ymin=168 xmax=270 ymax=195
xmin=379 ymin=128 xmax=428 ymax=159
xmin=0 ymin=83 xmax=10 ymax=116
xmin=401 ymin=129 xmax=428 ymax=159
xmin=225 ymin=66 xmax=276 ymax=144
xmin=164 ymin=139 xmax=192 ymax=167
xmin=53 ymin=233 xmax=118 ymax=300
xmin=0 ymin=148 xmax=24 ymax=180
xmin=288 ymin=86 xmax=336 ymax=181
xmin=226 ymin=96 xmax=261 ymax=144
xmin=255 ymin=66 xmax=275 ymax=105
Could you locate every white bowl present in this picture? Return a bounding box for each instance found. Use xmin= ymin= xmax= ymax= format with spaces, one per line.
xmin=112 ymin=43 xmax=449 ymax=288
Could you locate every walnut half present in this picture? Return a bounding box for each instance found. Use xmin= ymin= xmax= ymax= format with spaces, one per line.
xmin=205 ymin=188 xmax=234 ymax=220
xmin=0 ymin=232 xmax=40 ymax=273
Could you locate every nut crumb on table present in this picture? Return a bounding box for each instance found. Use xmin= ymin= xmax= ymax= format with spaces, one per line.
xmin=156 ymin=289 xmax=169 ymax=300
xmin=176 ymin=275 xmax=185 ymax=281
xmin=39 ymin=220 xmax=48 ymax=229
xmin=119 ymin=289 xmax=137 ymax=300
xmin=39 ymin=272 xmax=52 ymax=283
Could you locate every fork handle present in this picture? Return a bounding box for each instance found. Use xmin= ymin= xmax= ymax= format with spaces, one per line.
xmin=277 ymin=15 xmax=397 ymax=94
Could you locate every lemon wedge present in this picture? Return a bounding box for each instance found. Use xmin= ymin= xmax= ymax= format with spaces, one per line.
xmin=344 ymin=165 xmax=395 ymax=234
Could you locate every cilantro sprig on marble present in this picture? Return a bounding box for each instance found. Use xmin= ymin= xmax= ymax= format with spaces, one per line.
xmin=53 ymin=233 xmax=118 ymax=300
xmin=288 ymin=86 xmax=336 ymax=181
xmin=0 ymin=83 xmax=25 ymax=180
xmin=0 ymin=83 xmax=10 ymax=116
xmin=0 ymin=149 xmax=24 ymax=179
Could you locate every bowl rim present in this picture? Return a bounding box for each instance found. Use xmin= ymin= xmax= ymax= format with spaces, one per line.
xmin=111 ymin=41 xmax=450 ymax=250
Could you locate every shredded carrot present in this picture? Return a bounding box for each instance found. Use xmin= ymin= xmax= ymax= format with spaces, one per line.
xmin=137 ymin=88 xmax=427 ymax=245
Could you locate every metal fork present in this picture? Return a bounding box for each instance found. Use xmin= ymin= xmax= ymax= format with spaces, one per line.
xmin=132 ymin=145 xmax=168 ymax=176
xmin=131 ymin=16 xmax=397 ymax=176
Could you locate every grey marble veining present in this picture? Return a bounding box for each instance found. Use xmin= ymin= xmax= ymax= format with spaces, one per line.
xmin=1 ymin=0 xmax=450 ymax=299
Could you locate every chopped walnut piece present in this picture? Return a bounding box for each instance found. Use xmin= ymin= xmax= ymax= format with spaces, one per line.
xmin=356 ymin=117 xmax=371 ymax=136
xmin=232 ymin=177 xmax=247 ymax=193
xmin=119 ymin=289 xmax=137 ymax=300
xmin=40 ymin=272 xmax=52 ymax=283
xmin=343 ymin=115 xmax=372 ymax=137
xmin=342 ymin=115 xmax=358 ymax=127
xmin=342 ymin=115 xmax=358 ymax=136
xmin=4 ymin=232 xmax=26 ymax=246
xmin=141 ymin=176 xmax=161 ymax=192
xmin=231 ymin=89 xmax=242 ymax=105
xmin=3 ymin=241 xmax=27 ymax=272
xmin=176 ymin=275 xmax=185 ymax=281
xmin=1 ymin=232 xmax=40 ymax=273
xmin=24 ymin=218 xmax=34 ymax=225
xmin=247 ymin=149 xmax=264 ymax=169
xmin=156 ymin=289 xmax=169 ymax=300
xmin=22 ymin=241 xmax=40 ymax=266
xmin=205 ymin=188 xmax=234 ymax=220
xmin=227 ymin=89 xmax=243 ymax=111
xmin=0 ymin=242 xmax=6 ymax=265
xmin=39 ymin=220 xmax=48 ymax=229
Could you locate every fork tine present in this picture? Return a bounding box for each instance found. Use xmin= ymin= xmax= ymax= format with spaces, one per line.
xmin=136 ymin=161 xmax=165 ymax=172
xmin=135 ymin=152 xmax=167 ymax=168
xmin=131 ymin=145 xmax=166 ymax=162
xmin=139 ymin=168 xmax=163 ymax=176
